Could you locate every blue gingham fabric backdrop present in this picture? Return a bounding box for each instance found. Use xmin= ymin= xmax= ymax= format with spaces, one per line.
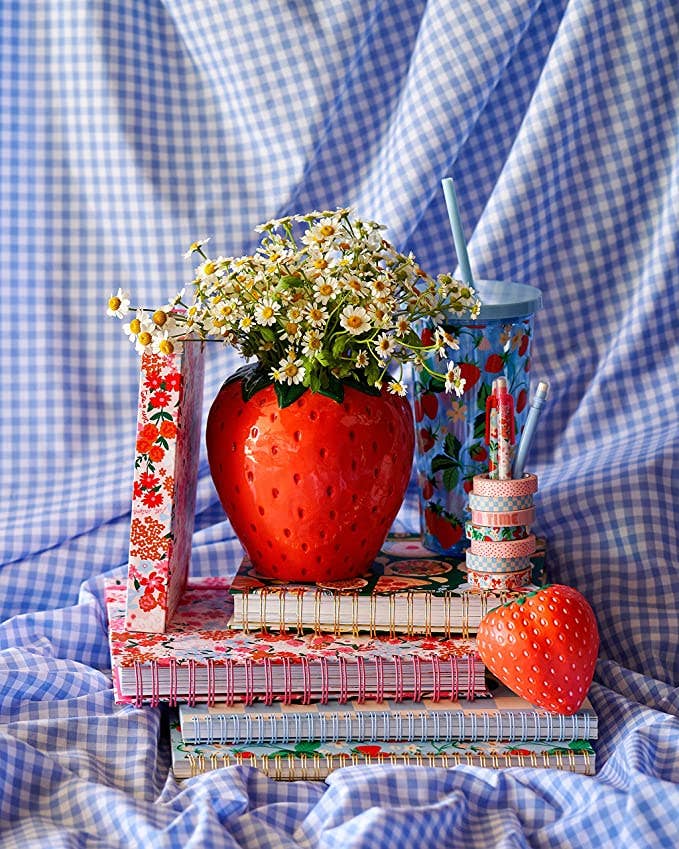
xmin=1 ymin=0 xmax=678 ymax=846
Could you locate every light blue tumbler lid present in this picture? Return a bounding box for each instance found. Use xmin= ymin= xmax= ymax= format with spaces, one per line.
xmin=473 ymin=280 xmax=542 ymax=319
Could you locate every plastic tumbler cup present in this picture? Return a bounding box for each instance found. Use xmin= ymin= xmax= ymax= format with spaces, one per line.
xmin=413 ymin=280 xmax=542 ymax=556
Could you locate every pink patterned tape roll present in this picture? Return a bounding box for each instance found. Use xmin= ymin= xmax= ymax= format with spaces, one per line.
xmin=470 ymin=506 xmax=535 ymax=527
xmin=467 ymin=568 xmax=533 ymax=591
xmin=470 ymin=534 xmax=536 ymax=558
xmin=465 ymin=522 xmax=529 ymax=542
xmin=465 ymin=551 xmax=533 ymax=573
xmin=472 ymin=473 xmax=538 ymax=497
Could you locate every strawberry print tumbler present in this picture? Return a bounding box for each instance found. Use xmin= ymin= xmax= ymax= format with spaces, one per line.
xmin=414 ymin=280 xmax=541 ymax=556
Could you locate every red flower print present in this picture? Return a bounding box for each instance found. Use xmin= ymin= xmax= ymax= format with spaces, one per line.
xmin=133 ymin=481 xmax=143 ymax=499
xmin=355 ymin=744 xmax=382 ymax=757
xmin=150 ymin=390 xmax=171 ymax=408
xmin=159 ymin=420 xmax=178 ymax=439
xmin=144 ymin=370 xmax=163 ymax=390
xmin=143 ymin=490 xmax=163 ymax=508
xmin=138 ymin=590 xmax=159 ymax=612
xmin=139 ymin=471 xmax=160 ymax=490
xmin=148 ymin=445 xmax=165 ymax=463
xmin=140 ymin=423 xmax=160 ymax=441
xmin=136 ymin=436 xmax=153 ymax=455
xmin=165 ymin=372 xmax=182 ymax=391
xmin=143 ymin=571 xmax=166 ymax=593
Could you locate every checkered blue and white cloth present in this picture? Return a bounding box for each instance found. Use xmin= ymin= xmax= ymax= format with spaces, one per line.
xmin=1 ymin=0 xmax=678 ymax=846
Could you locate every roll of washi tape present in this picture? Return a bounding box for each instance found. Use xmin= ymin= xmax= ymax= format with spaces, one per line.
xmin=465 ymin=522 xmax=529 ymax=542
xmin=472 ymin=473 xmax=538 ymax=497
xmin=470 ymin=506 xmax=535 ymax=528
xmin=467 ymin=567 xmax=532 ymax=591
xmin=467 ymin=492 xmax=534 ymax=512
xmin=465 ymin=551 xmax=533 ymax=574
xmin=470 ymin=534 xmax=536 ymax=559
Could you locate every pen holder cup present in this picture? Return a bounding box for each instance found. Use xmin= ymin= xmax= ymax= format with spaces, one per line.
xmin=413 ymin=280 xmax=542 ymax=556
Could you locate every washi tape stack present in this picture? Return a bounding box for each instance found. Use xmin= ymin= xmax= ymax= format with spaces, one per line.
xmin=465 ymin=473 xmax=538 ymax=591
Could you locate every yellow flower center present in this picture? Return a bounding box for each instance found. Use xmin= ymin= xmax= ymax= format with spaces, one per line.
xmin=203 ymin=261 xmax=217 ymax=275
xmin=284 ymin=321 xmax=299 ymax=336
xmin=158 ymin=338 xmax=175 ymax=355
xmin=320 ymin=224 xmax=335 ymax=237
xmin=152 ymin=310 xmax=168 ymax=327
xmin=284 ymin=363 xmax=299 ymax=378
xmin=313 ymin=258 xmax=328 ymax=269
xmin=346 ymin=315 xmax=363 ymax=329
xmin=129 ymin=318 xmax=141 ymax=335
xmin=108 ymin=296 xmax=121 ymax=311
xmin=261 ymin=306 xmax=274 ymax=320
xmin=318 ymin=283 xmax=333 ymax=296
xmin=138 ymin=331 xmax=152 ymax=347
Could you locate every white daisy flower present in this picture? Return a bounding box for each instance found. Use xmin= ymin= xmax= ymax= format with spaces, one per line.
xmin=387 ymin=379 xmax=407 ymax=396
xmin=304 ymin=303 xmax=328 ymax=327
xmin=444 ymin=361 xmax=466 ymax=396
xmin=355 ymin=350 xmax=369 ymax=368
xmin=394 ymin=316 xmax=410 ymax=337
xmin=254 ymin=298 xmax=279 ymax=326
xmin=301 ymin=329 xmax=323 ymax=357
xmin=106 ymin=288 xmax=130 ymax=318
xmin=122 ymin=309 xmax=145 ymax=342
xmin=152 ymin=329 xmax=183 ymax=356
xmin=340 ymin=305 xmax=371 ymax=336
xmin=374 ymin=332 xmax=396 ymax=360
xmin=314 ymin=278 xmax=338 ymax=304
xmin=276 ymin=354 xmax=306 ymax=385
xmin=183 ymin=237 xmax=210 ymax=260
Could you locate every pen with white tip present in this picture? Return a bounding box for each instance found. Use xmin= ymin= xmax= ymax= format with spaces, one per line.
xmin=512 ymin=380 xmax=550 ymax=478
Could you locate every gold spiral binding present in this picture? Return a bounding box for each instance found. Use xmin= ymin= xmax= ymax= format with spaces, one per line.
xmin=313 ymin=590 xmax=322 ymax=634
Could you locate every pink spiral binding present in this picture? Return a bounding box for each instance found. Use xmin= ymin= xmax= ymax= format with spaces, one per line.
xmin=300 ymin=656 xmax=311 ymax=705
xmin=375 ymin=656 xmax=384 ymax=702
xmin=187 ymin=660 xmax=196 ymax=707
xmin=338 ymin=656 xmax=348 ymax=703
xmin=412 ymin=656 xmax=422 ymax=702
xmin=450 ymin=657 xmax=459 ymax=700
xmin=206 ymin=659 xmax=215 ymax=707
xmin=244 ymin=658 xmax=254 ymax=706
xmin=225 ymin=658 xmax=235 ymax=707
xmin=263 ymin=656 xmax=274 ymax=705
xmin=393 ymin=655 xmax=403 ymax=701
xmin=169 ymin=659 xmax=178 ymax=707
xmin=432 ymin=655 xmax=442 ymax=701
xmin=283 ymin=657 xmax=292 ymax=704
xmin=134 ymin=662 xmax=143 ymax=708
xmin=356 ymin=655 xmax=366 ymax=703
xmin=319 ymin=656 xmax=329 ymax=703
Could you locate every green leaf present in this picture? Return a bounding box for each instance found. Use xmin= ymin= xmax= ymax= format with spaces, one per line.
xmin=442 ymin=466 xmax=459 ymax=490
xmin=331 ymin=335 xmax=348 ymax=358
xmin=274 ymin=381 xmax=307 ymax=408
xmin=316 ymin=373 xmax=344 ymax=404
xmin=477 ymin=381 xmax=492 ymax=411
xmin=278 ymin=275 xmax=303 ymax=288
xmin=473 ymin=411 xmax=487 ymax=440
xmin=431 ymin=454 xmax=455 ymax=473
xmin=241 ymin=366 xmax=272 ymax=401
xmin=294 ymin=740 xmax=323 ymax=754
xmin=343 ymin=374 xmax=381 ymax=396
xmin=443 ymin=433 xmax=461 ymax=458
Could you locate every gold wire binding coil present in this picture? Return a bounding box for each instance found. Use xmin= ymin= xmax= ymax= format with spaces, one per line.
xmin=295 ymin=590 xmax=304 ymax=635
xmin=369 ymin=594 xmax=377 ymax=637
xmin=313 ymin=589 xmax=323 ymax=634
xmin=388 ymin=594 xmax=396 ymax=637
xmin=423 ymin=592 xmax=432 ymax=637
xmin=406 ymin=592 xmax=414 ymax=636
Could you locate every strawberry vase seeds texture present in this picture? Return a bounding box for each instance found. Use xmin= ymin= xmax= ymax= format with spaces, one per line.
xmin=414 ymin=314 xmax=534 ymax=555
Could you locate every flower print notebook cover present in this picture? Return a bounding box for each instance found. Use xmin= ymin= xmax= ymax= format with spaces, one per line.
xmin=106 ymin=579 xmax=486 ymax=707
xmin=169 ymin=719 xmax=596 ymax=781
xmin=228 ymin=534 xmax=546 ymax=636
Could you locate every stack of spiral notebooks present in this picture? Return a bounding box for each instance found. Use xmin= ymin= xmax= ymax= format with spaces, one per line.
xmin=105 ymin=535 xmax=598 ymax=779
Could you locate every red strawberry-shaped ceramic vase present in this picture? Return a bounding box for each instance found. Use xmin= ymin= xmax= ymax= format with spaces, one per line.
xmin=206 ymin=365 xmax=415 ymax=582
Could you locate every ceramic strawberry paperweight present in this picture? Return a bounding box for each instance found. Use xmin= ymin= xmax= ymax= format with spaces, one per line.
xmin=476 ymin=584 xmax=600 ymax=715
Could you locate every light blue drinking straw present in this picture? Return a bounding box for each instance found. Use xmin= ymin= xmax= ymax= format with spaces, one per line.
xmin=442 ymin=177 xmax=474 ymax=285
